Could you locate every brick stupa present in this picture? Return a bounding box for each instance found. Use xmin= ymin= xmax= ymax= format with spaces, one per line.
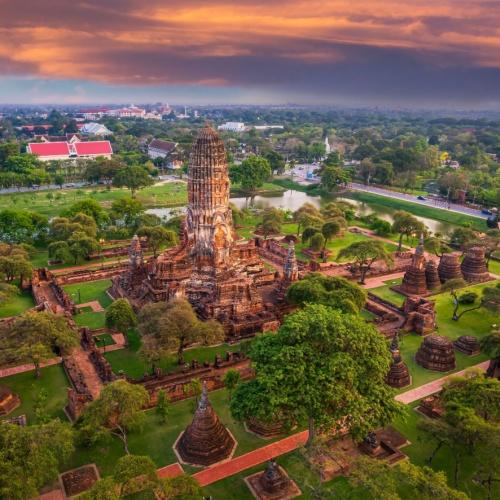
xmin=415 ymin=335 xmax=456 ymax=372
xmin=425 ymin=260 xmax=441 ymax=290
xmin=386 ymin=334 xmax=411 ymax=388
xmin=175 ymin=382 xmax=236 ymax=466
xmin=461 ymin=246 xmax=490 ymax=283
xmin=111 ymin=125 xmax=286 ymax=340
xmin=401 ymin=236 xmax=428 ymax=295
xmin=454 ymin=335 xmax=481 ymax=356
xmin=438 ymin=254 xmax=463 ymax=283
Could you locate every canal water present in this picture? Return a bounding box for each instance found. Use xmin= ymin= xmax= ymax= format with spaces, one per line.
xmin=146 ymin=189 xmax=456 ymax=235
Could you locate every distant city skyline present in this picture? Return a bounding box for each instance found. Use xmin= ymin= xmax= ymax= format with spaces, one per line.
xmin=1 ymin=0 xmax=499 ymax=109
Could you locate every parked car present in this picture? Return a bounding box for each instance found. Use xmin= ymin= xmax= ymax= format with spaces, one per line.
xmin=481 ymin=209 xmax=493 ymax=215
xmin=417 ymin=195 xmax=426 ymax=201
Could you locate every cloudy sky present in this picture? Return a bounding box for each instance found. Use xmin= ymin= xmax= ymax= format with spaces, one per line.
xmin=1 ymin=0 xmax=499 ymax=108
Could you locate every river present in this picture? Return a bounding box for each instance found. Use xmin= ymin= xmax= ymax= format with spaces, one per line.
xmin=146 ymin=189 xmax=457 ymax=235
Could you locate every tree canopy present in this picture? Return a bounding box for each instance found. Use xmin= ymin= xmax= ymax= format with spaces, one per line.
xmin=231 ymin=304 xmax=402 ymax=446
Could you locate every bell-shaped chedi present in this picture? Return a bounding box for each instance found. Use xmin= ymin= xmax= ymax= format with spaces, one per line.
xmin=425 ymin=260 xmax=441 ymax=290
xmin=386 ymin=334 xmax=411 ymax=388
xmin=454 ymin=335 xmax=481 ymax=356
xmin=175 ymin=382 xmax=236 ymax=466
xmin=0 ymin=385 xmax=21 ymax=416
xmin=461 ymin=246 xmax=490 ymax=283
xmin=438 ymin=253 xmax=463 ymax=283
xmin=415 ymin=335 xmax=456 ymax=372
xmin=401 ymin=236 xmax=428 ymax=295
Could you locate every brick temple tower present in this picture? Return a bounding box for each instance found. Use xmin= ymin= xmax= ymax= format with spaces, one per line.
xmin=186 ymin=125 xmax=234 ymax=269
xmin=111 ymin=125 xmax=284 ymax=339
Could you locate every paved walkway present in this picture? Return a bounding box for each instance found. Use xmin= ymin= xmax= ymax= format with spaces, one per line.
xmin=157 ymin=462 xmax=184 ymax=479
xmin=76 ymin=300 xmax=104 ymax=312
xmin=192 ymin=431 xmax=309 ymax=487
xmin=395 ymin=360 xmax=490 ymax=404
xmin=0 ymin=357 xmax=61 ymax=378
xmin=363 ymin=272 xmax=405 ymax=289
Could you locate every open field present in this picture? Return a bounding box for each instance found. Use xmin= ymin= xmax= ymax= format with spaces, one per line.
xmin=370 ymin=277 xmax=405 ymax=307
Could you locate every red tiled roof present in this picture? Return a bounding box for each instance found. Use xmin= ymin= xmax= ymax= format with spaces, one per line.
xmin=74 ymin=141 xmax=113 ymax=156
xmin=28 ymin=142 xmax=70 ymax=157
xmin=149 ymin=139 xmax=177 ymax=153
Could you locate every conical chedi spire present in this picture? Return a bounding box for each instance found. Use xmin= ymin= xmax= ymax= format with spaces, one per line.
xmin=175 ymin=381 xmax=236 ymax=466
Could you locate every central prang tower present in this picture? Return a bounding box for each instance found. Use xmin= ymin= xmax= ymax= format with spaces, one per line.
xmin=186 ymin=125 xmax=234 ymax=268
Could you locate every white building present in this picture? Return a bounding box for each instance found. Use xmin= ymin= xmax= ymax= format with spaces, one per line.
xmin=218 ymin=122 xmax=246 ymax=132
xmin=252 ymin=125 xmax=284 ymax=131
xmin=324 ymin=136 xmax=331 ymax=155
xmin=80 ymin=122 xmax=112 ymax=136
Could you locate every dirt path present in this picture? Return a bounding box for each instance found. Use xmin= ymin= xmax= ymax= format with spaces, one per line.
xmin=76 ymin=301 xmax=104 ymax=312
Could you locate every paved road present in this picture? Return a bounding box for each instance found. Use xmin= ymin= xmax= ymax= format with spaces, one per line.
xmin=349 ymin=182 xmax=489 ymax=220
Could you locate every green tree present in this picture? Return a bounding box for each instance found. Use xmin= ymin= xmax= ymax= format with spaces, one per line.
xmin=137 ymin=226 xmax=176 ymax=257
xmin=392 ymin=211 xmax=426 ymax=251
xmin=113 ymin=454 xmax=158 ymax=497
xmin=0 ymin=209 xmax=48 ymax=244
xmin=310 ymin=232 xmax=325 ymax=251
xmin=78 ymin=380 xmax=149 ymax=454
xmin=338 ymin=240 xmax=393 ymax=284
xmin=321 ymin=221 xmax=341 ymax=248
xmin=110 ymin=197 xmax=144 ymax=228
xmin=223 ymin=369 xmax=240 ymax=400
xmin=0 ymin=311 xmax=78 ymax=377
xmin=156 ymin=389 xmax=170 ymax=423
xmin=425 ymin=236 xmax=452 ymax=257
xmin=63 ymin=199 xmax=109 ymax=226
xmin=320 ymin=165 xmax=350 ymax=192
xmin=156 ymin=474 xmax=204 ymax=499
xmin=480 ymin=328 xmax=500 ymax=378
xmin=138 ymin=298 xmax=225 ymax=365
xmin=113 ymin=165 xmax=154 ymax=197
xmin=293 ymin=203 xmax=323 ymax=236
xmin=259 ymin=207 xmax=284 ymax=238
xmin=442 ymin=279 xmax=500 ymax=321
xmin=286 ymin=273 xmax=366 ymax=314
xmin=231 ymin=304 xmax=402 ymax=447
xmin=105 ymin=298 xmax=137 ymax=332
xmin=230 ymin=155 xmax=271 ymax=193
xmin=0 ymin=419 xmax=74 ymax=499
xmin=68 ymin=231 xmax=100 ymax=263
xmin=348 ymin=455 xmax=467 ymax=500
xmin=79 ymin=477 xmax=119 ymax=500
xmin=48 ymin=241 xmax=71 ymax=263
xmin=0 ymin=282 xmax=18 ymax=306
xmin=264 ymin=150 xmax=286 ymax=174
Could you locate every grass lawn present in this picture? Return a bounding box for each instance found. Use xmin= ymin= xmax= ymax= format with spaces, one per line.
xmin=0 ymin=364 xmax=69 ymax=423
xmin=397 ymin=280 xmax=498 ymax=390
xmin=94 ymin=333 xmax=116 ymax=347
xmin=370 ymin=278 xmax=405 ymax=307
xmin=349 ymin=191 xmax=485 ymax=231
xmin=64 ymin=387 xmax=283 ymax=477
xmin=0 ymin=289 xmax=35 ymax=318
xmin=74 ymin=310 xmax=106 ymax=329
xmin=63 ymin=279 xmax=112 ymax=307
xmin=488 ymin=259 xmax=500 ymax=277
xmin=104 ymin=342 xmax=245 ymax=379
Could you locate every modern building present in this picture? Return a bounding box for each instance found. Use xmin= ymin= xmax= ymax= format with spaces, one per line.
xmin=27 ymin=140 xmax=113 ymax=161
xmin=218 ymin=122 xmax=246 ymax=132
xmin=147 ymin=139 xmax=177 ymax=160
xmin=80 ymin=122 xmax=112 ymax=136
